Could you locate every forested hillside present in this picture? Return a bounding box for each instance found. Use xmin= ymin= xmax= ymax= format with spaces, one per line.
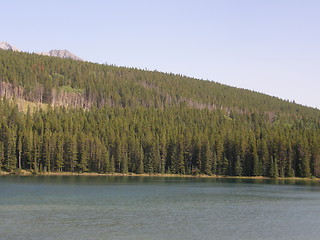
xmin=0 ymin=49 xmax=320 ymax=177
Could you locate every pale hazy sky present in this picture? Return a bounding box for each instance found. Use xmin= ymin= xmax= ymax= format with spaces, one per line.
xmin=2 ymin=0 xmax=320 ymax=108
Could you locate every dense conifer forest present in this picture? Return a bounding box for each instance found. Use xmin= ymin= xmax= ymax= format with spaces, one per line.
xmin=0 ymin=49 xmax=320 ymax=177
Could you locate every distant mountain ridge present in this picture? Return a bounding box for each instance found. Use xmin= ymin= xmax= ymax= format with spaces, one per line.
xmin=0 ymin=41 xmax=83 ymax=61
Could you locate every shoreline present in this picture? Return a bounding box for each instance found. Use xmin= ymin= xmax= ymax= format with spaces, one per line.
xmin=0 ymin=170 xmax=319 ymax=181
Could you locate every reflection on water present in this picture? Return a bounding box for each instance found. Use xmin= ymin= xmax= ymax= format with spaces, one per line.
xmin=0 ymin=176 xmax=320 ymax=240
xmin=2 ymin=175 xmax=319 ymax=185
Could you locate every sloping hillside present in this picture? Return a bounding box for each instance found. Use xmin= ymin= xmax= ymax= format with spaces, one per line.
xmin=0 ymin=49 xmax=319 ymax=177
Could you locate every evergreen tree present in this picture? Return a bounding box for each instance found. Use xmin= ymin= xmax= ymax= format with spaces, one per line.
xmin=3 ymin=126 xmax=17 ymax=171
xmin=103 ymin=146 xmax=110 ymax=173
xmin=221 ymin=156 xmax=229 ymax=176
xmin=64 ymin=135 xmax=77 ymax=172
xmin=55 ymin=134 xmax=64 ymax=171
xmin=136 ymin=145 xmax=145 ymax=174
xmin=252 ymin=154 xmax=261 ymax=176
xmin=0 ymin=142 xmax=4 ymax=169
xmin=202 ymin=142 xmax=212 ymax=175
xmin=268 ymin=157 xmax=279 ymax=178
xmin=234 ymin=155 xmax=243 ymax=176
xmin=109 ymin=155 xmax=115 ymax=173
xmin=77 ymin=134 xmax=89 ymax=172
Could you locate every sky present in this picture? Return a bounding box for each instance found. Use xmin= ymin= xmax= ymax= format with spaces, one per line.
xmin=2 ymin=0 xmax=320 ymax=108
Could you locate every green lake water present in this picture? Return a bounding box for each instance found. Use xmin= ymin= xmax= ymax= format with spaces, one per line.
xmin=0 ymin=176 xmax=320 ymax=240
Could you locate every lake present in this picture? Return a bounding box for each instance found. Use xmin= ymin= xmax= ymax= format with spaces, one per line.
xmin=0 ymin=176 xmax=320 ymax=240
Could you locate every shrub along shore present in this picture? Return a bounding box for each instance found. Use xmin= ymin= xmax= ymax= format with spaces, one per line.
xmin=1 ymin=169 xmax=319 ymax=181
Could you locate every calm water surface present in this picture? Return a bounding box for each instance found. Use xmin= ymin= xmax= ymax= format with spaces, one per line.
xmin=0 ymin=176 xmax=320 ymax=240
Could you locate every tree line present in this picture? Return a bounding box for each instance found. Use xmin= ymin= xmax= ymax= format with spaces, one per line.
xmin=0 ymin=100 xmax=319 ymax=178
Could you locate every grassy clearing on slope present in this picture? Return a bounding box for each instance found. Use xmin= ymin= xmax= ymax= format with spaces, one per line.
xmin=16 ymin=99 xmax=48 ymax=113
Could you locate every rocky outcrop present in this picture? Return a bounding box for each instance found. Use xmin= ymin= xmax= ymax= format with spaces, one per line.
xmin=0 ymin=42 xmax=21 ymax=52
xmin=38 ymin=49 xmax=84 ymax=61
xmin=1 ymin=41 xmax=83 ymax=61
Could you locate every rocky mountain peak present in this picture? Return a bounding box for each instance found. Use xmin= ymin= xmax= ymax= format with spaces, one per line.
xmin=0 ymin=41 xmax=83 ymax=61
xmin=0 ymin=41 xmax=21 ymax=52
xmin=39 ymin=49 xmax=84 ymax=61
